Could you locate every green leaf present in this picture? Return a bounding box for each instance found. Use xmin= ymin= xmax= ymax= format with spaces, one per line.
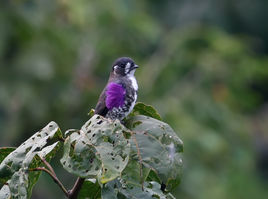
xmin=88 ymin=109 xmax=95 ymax=118
xmin=121 ymin=158 xmax=150 ymax=187
xmin=125 ymin=115 xmax=183 ymax=191
xmin=0 ymin=148 xmax=16 ymax=187
xmin=146 ymin=170 xmax=161 ymax=184
xmin=102 ymin=179 xmax=175 ymax=199
xmin=78 ymin=179 xmax=101 ymax=199
xmin=128 ymin=102 xmax=162 ymax=121
xmin=61 ymin=115 xmax=130 ymax=184
xmin=0 ymin=122 xmax=62 ymax=199
xmin=0 ymin=148 xmax=16 ymax=164
xmin=61 ymin=130 xmax=102 ymax=179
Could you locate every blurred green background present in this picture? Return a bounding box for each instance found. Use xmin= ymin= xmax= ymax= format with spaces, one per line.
xmin=1 ymin=0 xmax=268 ymax=198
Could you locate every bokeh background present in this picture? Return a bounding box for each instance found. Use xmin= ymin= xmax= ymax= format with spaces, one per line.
xmin=1 ymin=0 xmax=268 ymax=198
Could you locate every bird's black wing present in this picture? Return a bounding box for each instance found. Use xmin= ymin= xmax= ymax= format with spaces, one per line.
xmin=94 ymin=89 xmax=109 ymax=116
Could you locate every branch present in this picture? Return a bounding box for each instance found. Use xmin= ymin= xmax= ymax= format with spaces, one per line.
xmin=41 ymin=157 xmax=57 ymax=176
xmin=31 ymin=162 xmax=85 ymax=199
xmin=68 ymin=177 xmax=85 ymax=199
xmin=39 ymin=145 xmax=85 ymax=198
xmin=29 ymin=167 xmax=69 ymax=197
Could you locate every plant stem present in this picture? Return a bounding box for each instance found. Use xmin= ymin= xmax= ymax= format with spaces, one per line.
xmin=31 ymin=158 xmax=85 ymax=199
xmin=30 ymin=167 xmax=69 ymax=197
xmin=68 ymin=177 xmax=85 ymax=199
xmin=41 ymin=157 xmax=57 ymax=176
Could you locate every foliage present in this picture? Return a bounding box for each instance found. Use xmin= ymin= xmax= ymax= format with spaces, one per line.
xmin=125 ymin=114 xmax=183 ymax=191
xmin=101 ymin=180 xmax=176 ymax=199
xmin=0 ymin=103 xmax=183 ymax=198
xmin=0 ymin=122 xmax=62 ymax=198
xmin=128 ymin=102 xmax=162 ymax=120
xmin=1 ymin=1 xmax=268 ymax=199
xmin=61 ymin=115 xmax=130 ymax=183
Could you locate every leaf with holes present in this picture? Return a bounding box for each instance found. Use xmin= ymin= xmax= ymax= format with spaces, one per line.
xmin=0 ymin=122 xmax=62 ymax=199
xmin=0 ymin=148 xmax=15 ymax=187
xmin=0 ymin=185 xmax=10 ymax=199
xmin=0 ymin=148 xmax=16 ymax=164
xmin=61 ymin=115 xmax=130 ymax=184
xmin=127 ymin=102 xmax=162 ymax=121
xmin=125 ymin=115 xmax=183 ymax=191
xmin=60 ymin=129 xmax=101 ymax=178
xmin=1 ymin=142 xmax=60 ymax=199
xmin=102 ymin=179 xmax=175 ymax=199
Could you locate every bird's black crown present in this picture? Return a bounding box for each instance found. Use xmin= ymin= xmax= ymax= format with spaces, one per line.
xmin=113 ymin=57 xmax=134 ymax=68
xmin=112 ymin=57 xmax=138 ymax=76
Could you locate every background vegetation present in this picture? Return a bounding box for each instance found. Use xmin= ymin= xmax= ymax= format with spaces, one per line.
xmin=1 ymin=0 xmax=268 ymax=198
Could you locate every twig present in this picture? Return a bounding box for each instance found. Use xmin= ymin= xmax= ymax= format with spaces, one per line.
xmin=41 ymin=157 xmax=57 ymax=176
xmin=29 ymin=167 xmax=69 ymax=198
xmin=68 ymin=177 xmax=85 ymax=199
xmin=131 ymin=132 xmax=144 ymax=191
xmin=39 ymin=147 xmax=85 ymax=198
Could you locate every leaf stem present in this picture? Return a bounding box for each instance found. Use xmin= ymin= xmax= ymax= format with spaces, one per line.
xmin=41 ymin=157 xmax=57 ymax=176
xmin=30 ymin=167 xmax=69 ymax=197
xmin=38 ymin=152 xmax=85 ymax=198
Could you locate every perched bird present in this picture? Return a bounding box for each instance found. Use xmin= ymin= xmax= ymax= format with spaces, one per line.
xmin=95 ymin=57 xmax=139 ymax=120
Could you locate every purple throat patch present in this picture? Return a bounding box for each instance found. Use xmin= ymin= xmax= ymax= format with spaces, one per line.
xmin=105 ymin=82 xmax=126 ymax=110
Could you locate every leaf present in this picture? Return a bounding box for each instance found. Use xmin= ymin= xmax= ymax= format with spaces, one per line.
xmin=125 ymin=115 xmax=183 ymax=191
xmin=121 ymin=158 xmax=150 ymax=187
xmin=0 ymin=148 xmax=16 ymax=164
xmin=146 ymin=170 xmax=161 ymax=184
xmin=78 ymin=178 xmax=101 ymax=199
xmin=61 ymin=130 xmax=102 ymax=178
xmin=61 ymin=115 xmax=130 ymax=184
xmin=0 ymin=122 xmax=62 ymax=199
xmin=3 ymin=142 xmax=61 ymax=199
xmin=0 ymin=185 xmax=11 ymax=199
xmin=102 ymin=179 xmax=175 ymax=199
xmin=0 ymin=148 xmax=16 ymax=187
xmin=128 ymin=102 xmax=162 ymax=121
xmin=88 ymin=109 xmax=95 ymax=118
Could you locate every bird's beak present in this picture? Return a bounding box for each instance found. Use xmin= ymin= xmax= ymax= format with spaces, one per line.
xmin=129 ymin=64 xmax=139 ymax=73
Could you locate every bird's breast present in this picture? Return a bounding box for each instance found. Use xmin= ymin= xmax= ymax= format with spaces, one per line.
xmin=127 ymin=75 xmax=138 ymax=91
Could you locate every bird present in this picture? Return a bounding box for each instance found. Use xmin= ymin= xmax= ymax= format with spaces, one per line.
xmin=95 ymin=57 xmax=139 ymax=121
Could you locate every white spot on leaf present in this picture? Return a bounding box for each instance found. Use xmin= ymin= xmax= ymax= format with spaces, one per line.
xmin=168 ymin=142 xmax=175 ymax=163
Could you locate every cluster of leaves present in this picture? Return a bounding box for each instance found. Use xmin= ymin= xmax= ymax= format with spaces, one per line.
xmin=1 ymin=1 xmax=268 ymax=199
xmin=0 ymin=122 xmax=62 ymax=198
xmin=0 ymin=103 xmax=183 ymax=199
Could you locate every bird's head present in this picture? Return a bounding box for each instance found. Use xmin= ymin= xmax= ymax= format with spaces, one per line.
xmin=111 ymin=57 xmax=139 ymax=77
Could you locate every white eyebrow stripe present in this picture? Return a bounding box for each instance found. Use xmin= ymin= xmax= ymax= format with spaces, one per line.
xmin=125 ymin=62 xmax=131 ymax=73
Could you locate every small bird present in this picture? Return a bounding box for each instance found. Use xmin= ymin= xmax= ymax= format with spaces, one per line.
xmin=95 ymin=57 xmax=139 ymax=120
